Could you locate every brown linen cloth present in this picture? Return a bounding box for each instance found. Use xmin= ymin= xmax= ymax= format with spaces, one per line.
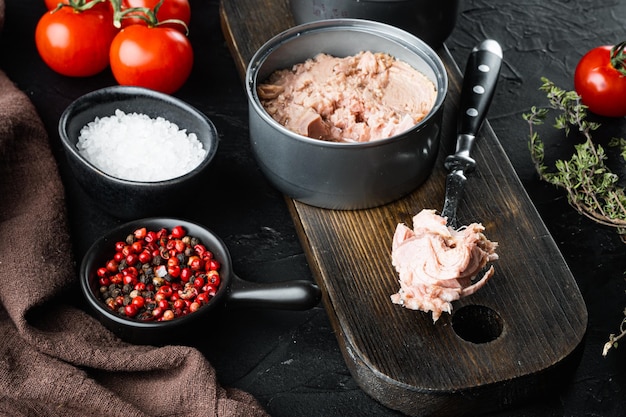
xmin=0 ymin=2 xmax=270 ymax=416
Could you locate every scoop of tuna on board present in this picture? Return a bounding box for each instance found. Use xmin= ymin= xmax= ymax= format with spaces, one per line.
xmin=390 ymin=209 xmax=499 ymax=322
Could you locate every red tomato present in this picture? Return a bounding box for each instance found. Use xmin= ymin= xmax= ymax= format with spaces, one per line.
xmin=44 ymin=0 xmax=112 ymax=11
xmin=35 ymin=6 xmax=118 ymax=77
xmin=109 ymin=24 xmax=193 ymax=94
xmin=574 ymin=43 xmax=626 ymax=117
xmin=45 ymin=0 xmax=66 ymax=9
xmin=121 ymin=0 xmax=191 ymax=32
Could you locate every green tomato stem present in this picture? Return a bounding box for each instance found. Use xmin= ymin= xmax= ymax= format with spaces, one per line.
xmin=55 ymin=0 xmax=107 ymax=12
xmin=108 ymin=0 xmax=188 ymax=33
xmin=610 ymin=41 xmax=626 ymax=76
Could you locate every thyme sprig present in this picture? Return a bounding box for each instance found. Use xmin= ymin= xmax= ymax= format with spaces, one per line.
xmin=523 ymin=78 xmax=626 ymax=356
xmin=523 ymin=78 xmax=626 ymax=238
xmin=603 ymin=305 xmax=626 ymax=356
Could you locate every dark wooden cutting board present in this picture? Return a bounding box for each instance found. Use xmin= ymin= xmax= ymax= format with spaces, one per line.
xmin=219 ymin=1 xmax=588 ymax=415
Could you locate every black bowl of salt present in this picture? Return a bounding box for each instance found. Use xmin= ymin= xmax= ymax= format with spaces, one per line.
xmin=59 ymin=86 xmax=218 ymax=219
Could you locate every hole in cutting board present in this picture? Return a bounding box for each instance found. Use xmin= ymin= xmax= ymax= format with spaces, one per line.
xmin=452 ymin=305 xmax=503 ymax=344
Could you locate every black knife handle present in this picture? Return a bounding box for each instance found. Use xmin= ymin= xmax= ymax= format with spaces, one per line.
xmin=457 ymin=39 xmax=503 ymax=143
xmin=441 ymin=171 xmax=466 ymax=229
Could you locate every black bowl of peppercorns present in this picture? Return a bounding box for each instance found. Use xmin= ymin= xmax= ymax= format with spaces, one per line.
xmin=80 ymin=218 xmax=321 ymax=345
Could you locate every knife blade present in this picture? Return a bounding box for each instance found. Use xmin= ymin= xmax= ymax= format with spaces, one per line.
xmin=441 ymin=39 xmax=503 ymax=228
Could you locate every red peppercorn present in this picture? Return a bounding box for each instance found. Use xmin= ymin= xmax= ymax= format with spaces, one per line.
xmin=152 ymin=307 xmax=163 ymax=318
xmin=138 ymin=250 xmax=152 ymax=264
xmin=173 ymin=299 xmax=186 ymax=310
xmin=162 ymin=310 xmax=175 ymax=321
xmin=158 ymin=285 xmax=173 ymax=298
xmin=203 ymin=285 xmax=217 ymax=297
xmin=196 ymin=292 xmax=210 ymax=304
xmin=134 ymin=227 xmax=147 ymax=240
xmin=131 ymin=296 xmax=145 ymax=309
xmin=194 ymin=244 xmax=206 ymax=256
xmin=111 ymin=273 xmax=123 ymax=285
xmin=131 ymin=241 xmax=143 ymax=254
xmin=193 ymin=277 xmax=204 ymax=289
xmin=171 ymin=225 xmax=186 ymax=239
xmin=144 ymin=230 xmax=157 ymax=243
xmin=97 ymin=267 xmax=108 ymax=278
xmin=206 ymin=270 xmax=220 ymax=286
xmin=206 ymin=259 xmax=221 ymax=271
xmin=124 ymin=266 xmax=138 ymax=276
xmin=126 ymin=253 xmax=138 ymax=266
xmin=180 ymin=267 xmax=192 ymax=282
xmin=187 ymin=256 xmax=203 ymax=271
xmin=106 ymin=259 xmax=119 ymax=273
xmin=125 ymin=304 xmax=139 ymax=317
xmin=167 ymin=265 xmax=181 ymax=278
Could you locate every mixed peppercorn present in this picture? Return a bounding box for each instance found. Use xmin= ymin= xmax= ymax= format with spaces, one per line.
xmin=96 ymin=225 xmax=221 ymax=321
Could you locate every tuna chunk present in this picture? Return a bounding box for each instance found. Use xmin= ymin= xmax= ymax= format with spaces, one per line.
xmin=390 ymin=209 xmax=499 ymax=322
xmin=258 ymin=51 xmax=437 ymax=143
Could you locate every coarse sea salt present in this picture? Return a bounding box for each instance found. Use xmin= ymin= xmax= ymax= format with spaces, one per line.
xmin=76 ymin=109 xmax=207 ymax=182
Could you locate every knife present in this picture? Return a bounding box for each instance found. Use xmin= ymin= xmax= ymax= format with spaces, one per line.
xmin=441 ymin=39 xmax=503 ymax=229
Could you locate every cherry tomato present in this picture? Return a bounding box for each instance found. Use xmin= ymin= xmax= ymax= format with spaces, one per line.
xmin=109 ymin=24 xmax=193 ymax=94
xmin=121 ymin=0 xmax=191 ymax=32
xmin=45 ymin=0 xmax=66 ymax=9
xmin=35 ymin=5 xmax=118 ymax=77
xmin=574 ymin=42 xmax=626 ymax=118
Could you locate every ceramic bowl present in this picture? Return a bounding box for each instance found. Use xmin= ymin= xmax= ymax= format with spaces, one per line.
xmin=80 ymin=217 xmax=321 ymax=345
xmin=246 ymin=19 xmax=448 ymax=210
xmin=58 ymin=86 xmax=219 ymax=219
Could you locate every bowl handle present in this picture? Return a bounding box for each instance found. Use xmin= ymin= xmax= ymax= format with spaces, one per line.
xmin=225 ymin=274 xmax=321 ymax=310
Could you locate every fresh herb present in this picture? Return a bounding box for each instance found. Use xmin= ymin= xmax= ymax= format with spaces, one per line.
xmin=523 ymin=77 xmax=626 ymax=356
xmin=603 ymin=305 xmax=626 ymax=356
